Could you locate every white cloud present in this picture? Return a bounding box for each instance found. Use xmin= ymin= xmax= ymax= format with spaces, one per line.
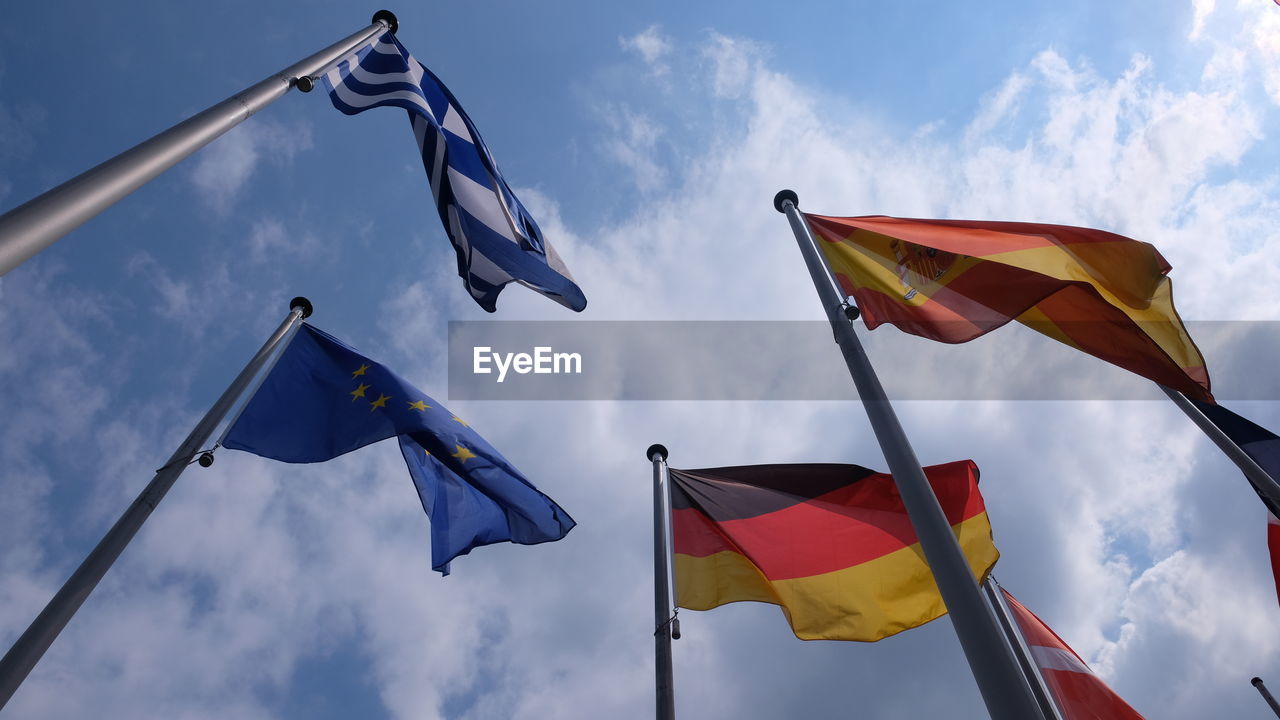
xmin=1189 ymin=0 xmax=1216 ymax=39
xmin=1251 ymin=7 xmax=1280 ymax=103
xmin=125 ymin=251 xmax=247 ymax=333
xmin=596 ymin=103 xmax=666 ymax=192
xmin=188 ymin=119 xmax=313 ymax=213
xmin=620 ymin=25 xmax=672 ymax=77
xmin=246 ymin=216 xmax=319 ymax=263
xmin=702 ymin=32 xmax=762 ymax=99
xmin=964 ymin=71 xmax=1029 ymax=144
xmin=1192 ymin=0 xmax=1280 ymax=106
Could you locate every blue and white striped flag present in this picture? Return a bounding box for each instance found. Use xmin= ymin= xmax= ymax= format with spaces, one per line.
xmin=322 ymin=32 xmax=586 ymax=312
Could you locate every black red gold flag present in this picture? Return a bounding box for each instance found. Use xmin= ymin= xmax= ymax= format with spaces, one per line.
xmin=670 ymin=460 xmax=997 ymax=641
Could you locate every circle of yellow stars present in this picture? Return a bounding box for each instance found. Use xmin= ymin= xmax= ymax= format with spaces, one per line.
xmin=346 ymin=362 xmax=478 ymax=463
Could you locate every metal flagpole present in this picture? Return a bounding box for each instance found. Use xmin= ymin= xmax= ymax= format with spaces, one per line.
xmin=773 ymin=190 xmax=1042 ymax=720
xmin=982 ymin=577 xmax=1062 ymax=720
xmin=1159 ymin=385 xmax=1280 ymax=509
xmin=1253 ymin=677 xmax=1280 ymax=718
xmin=0 ymin=297 xmax=314 ymax=712
xmin=647 ymin=444 xmax=676 ymax=720
xmin=0 ymin=11 xmax=399 ymax=276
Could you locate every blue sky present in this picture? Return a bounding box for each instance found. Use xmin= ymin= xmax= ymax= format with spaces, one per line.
xmin=3 ymin=0 xmax=1280 ymax=717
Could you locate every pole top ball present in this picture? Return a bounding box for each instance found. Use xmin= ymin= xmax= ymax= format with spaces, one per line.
xmin=290 ymin=297 xmax=314 ymax=319
xmin=773 ymin=189 xmax=799 ymax=213
xmin=646 ymin=444 xmax=669 ymax=462
xmin=373 ymin=10 xmax=399 ymax=33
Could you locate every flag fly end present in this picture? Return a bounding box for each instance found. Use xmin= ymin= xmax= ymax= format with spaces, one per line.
xmin=372 ymin=9 xmax=399 ymax=33
xmin=288 ymin=296 xmax=314 ymax=319
xmin=773 ymin=189 xmax=799 ymax=213
xmin=647 ymin=444 xmax=669 ymax=462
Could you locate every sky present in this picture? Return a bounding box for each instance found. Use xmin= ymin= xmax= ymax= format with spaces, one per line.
xmin=3 ymin=0 xmax=1280 ymax=717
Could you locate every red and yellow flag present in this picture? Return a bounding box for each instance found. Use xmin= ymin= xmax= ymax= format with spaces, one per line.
xmin=1002 ymin=588 xmax=1146 ymax=719
xmin=805 ymin=213 xmax=1211 ymax=402
xmin=670 ymin=460 xmax=997 ymax=641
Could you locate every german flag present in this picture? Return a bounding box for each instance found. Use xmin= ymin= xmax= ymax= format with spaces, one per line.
xmin=670 ymin=460 xmax=997 ymax=641
xmin=804 ymin=213 xmax=1211 ymax=402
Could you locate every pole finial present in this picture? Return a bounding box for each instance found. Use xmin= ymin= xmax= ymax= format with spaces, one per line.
xmin=773 ymin=189 xmax=799 ymax=214
xmin=646 ymin=444 xmax=668 ymax=462
xmin=373 ymin=10 xmax=399 ymax=33
xmin=290 ymin=297 xmax=314 ymax=319
xmin=1255 ymin=677 xmax=1266 ymax=687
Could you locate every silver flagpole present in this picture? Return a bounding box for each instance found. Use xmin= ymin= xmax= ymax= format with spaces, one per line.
xmin=0 ymin=11 xmax=398 ymax=276
xmin=0 ymin=297 xmax=313 ymax=712
xmin=982 ymin=577 xmax=1062 ymax=720
xmin=774 ymin=190 xmax=1041 ymax=720
xmin=1159 ymin=386 xmax=1280 ymax=509
xmin=647 ymin=444 xmax=676 ymax=720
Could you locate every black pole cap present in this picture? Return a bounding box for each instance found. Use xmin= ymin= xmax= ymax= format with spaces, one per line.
xmin=773 ymin=189 xmax=799 ymax=213
xmin=373 ymin=10 xmax=399 ymax=33
xmin=646 ymin=444 xmax=668 ymax=462
xmin=1254 ymin=677 xmax=1265 ymax=687
xmin=290 ymin=296 xmax=314 ymax=319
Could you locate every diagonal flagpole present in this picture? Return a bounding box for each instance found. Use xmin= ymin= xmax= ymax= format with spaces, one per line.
xmin=774 ymin=190 xmax=1043 ymax=720
xmin=0 ymin=298 xmax=313 ymax=712
xmin=982 ymin=577 xmax=1062 ymax=720
xmin=1253 ymin=677 xmax=1280 ymax=718
xmin=1159 ymin=385 xmax=1280 ymax=509
xmin=0 ymin=11 xmax=399 ymax=276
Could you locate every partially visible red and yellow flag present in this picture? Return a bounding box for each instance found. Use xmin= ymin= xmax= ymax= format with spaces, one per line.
xmin=1002 ymin=588 xmax=1146 ymax=719
xmin=805 ymin=214 xmax=1211 ymax=402
xmin=670 ymin=460 xmax=997 ymax=641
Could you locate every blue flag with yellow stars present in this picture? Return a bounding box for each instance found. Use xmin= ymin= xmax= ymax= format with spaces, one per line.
xmin=223 ymin=324 xmax=575 ymax=574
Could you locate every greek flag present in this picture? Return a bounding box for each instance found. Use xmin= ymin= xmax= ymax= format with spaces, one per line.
xmin=322 ymin=32 xmax=586 ymax=313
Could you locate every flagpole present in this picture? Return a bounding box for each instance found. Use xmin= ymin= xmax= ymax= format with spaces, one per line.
xmin=0 ymin=11 xmax=398 ymax=277
xmin=648 ymin=444 xmax=676 ymax=720
xmin=1159 ymin=386 xmax=1280 ymax=508
xmin=982 ymin=578 xmax=1062 ymax=720
xmin=1253 ymin=677 xmax=1280 ymax=718
xmin=774 ymin=190 xmax=1042 ymax=720
xmin=0 ymin=297 xmax=313 ymax=711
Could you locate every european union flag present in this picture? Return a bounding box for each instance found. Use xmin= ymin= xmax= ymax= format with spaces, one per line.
xmin=223 ymin=324 xmax=575 ymax=574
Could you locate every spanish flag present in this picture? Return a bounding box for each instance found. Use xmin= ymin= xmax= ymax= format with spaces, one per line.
xmin=670 ymin=460 xmax=997 ymax=641
xmin=805 ymin=214 xmax=1211 ymax=402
